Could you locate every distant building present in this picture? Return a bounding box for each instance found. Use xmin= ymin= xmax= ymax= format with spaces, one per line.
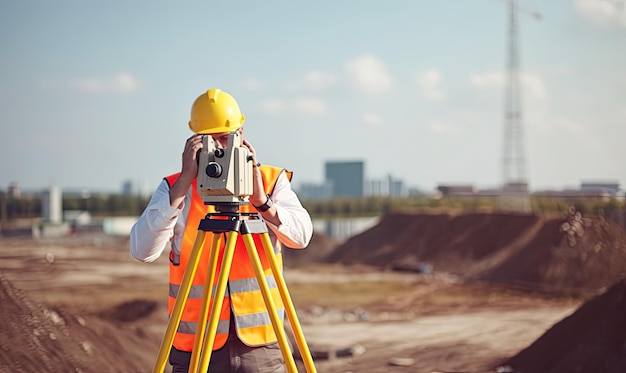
xmin=7 ymin=182 xmax=20 ymax=198
xmin=533 ymin=180 xmax=621 ymax=200
xmin=297 ymin=182 xmax=333 ymax=201
xmin=502 ymin=181 xmax=529 ymax=193
xmin=64 ymin=210 xmax=92 ymax=227
xmin=41 ymin=186 xmax=62 ymax=224
xmin=296 ymin=160 xmax=414 ymax=200
xmin=325 ymin=161 xmax=364 ymax=198
xmin=389 ymin=179 xmax=405 ymax=197
xmin=368 ymin=179 xmax=388 ymax=197
xmin=580 ymin=180 xmax=620 ymax=196
xmin=122 ymin=180 xmax=134 ymax=196
xmin=436 ymin=184 xmax=475 ymax=197
xmin=367 ymin=174 xmax=407 ymax=197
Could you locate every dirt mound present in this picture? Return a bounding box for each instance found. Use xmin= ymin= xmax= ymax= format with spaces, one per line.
xmin=0 ymin=272 xmax=157 ymax=373
xmin=284 ymin=231 xmax=340 ymax=267
xmin=327 ymin=211 xmax=626 ymax=295
xmin=98 ymin=299 xmax=158 ymax=323
xmin=503 ymin=278 xmax=626 ymax=373
xmin=327 ymin=212 xmax=540 ymax=274
xmin=0 ymin=272 xmax=84 ymax=372
xmin=481 ymin=213 xmax=626 ymax=295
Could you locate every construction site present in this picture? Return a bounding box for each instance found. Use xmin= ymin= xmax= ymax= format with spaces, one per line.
xmin=1 ymin=204 xmax=626 ymax=373
xmin=2 ymin=1 xmax=625 ymax=372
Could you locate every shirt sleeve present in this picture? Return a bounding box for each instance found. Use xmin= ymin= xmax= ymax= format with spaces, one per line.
xmin=129 ymin=179 xmax=182 ymax=262
xmin=266 ymin=171 xmax=313 ymax=249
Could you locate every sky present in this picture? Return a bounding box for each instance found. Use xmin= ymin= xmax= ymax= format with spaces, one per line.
xmin=1 ymin=0 xmax=625 ymax=195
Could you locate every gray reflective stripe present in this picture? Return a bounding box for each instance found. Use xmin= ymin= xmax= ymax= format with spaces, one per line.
xmin=236 ymin=308 xmax=285 ymax=329
xmin=229 ymin=275 xmax=278 ymax=295
xmin=177 ymin=319 xmax=230 ymax=336
xmin=169 ymin=283 xmax=229 ymax=299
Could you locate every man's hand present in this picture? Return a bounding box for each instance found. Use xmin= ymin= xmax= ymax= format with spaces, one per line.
xmin=242 ymin=138 xmax=282 ymax=226
xmin=242 ymin=139 xmax=265 ymax=206
xmin=181 ymin=135 xmax=203 ymax=182
xmin=170 ymin=135 xmax=203 ymax=208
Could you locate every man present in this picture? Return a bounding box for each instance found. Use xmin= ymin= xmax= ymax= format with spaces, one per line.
xmin=130 ymin=88 xmax=313 ymax=373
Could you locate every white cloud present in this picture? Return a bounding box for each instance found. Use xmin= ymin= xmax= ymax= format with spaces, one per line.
xmin=70 ymin=72 xmax=139 ymax=94
xmin=530 ymin=111 xmax=587 ymax=139
xmin=302 ymin=71 xmax=337 ymax=91
xmin=241 ymin=77 xmax=265 ymax=91
xmin=256 ymin=97 xmax=328 ymax=116
xmin=470 ymin=71 xmax=501 ymax=89
xmin=550 ymin=116 xmax=586 ymax=138
xmin=291 ymin=97 xmax=328 ymax=116
xmin=428 ymin=120 xmax=462 ymax=135
xmin=575 ymin=0 xmax=626 ymax=28
xmin=283 ymin=71 xmax=337 ymax=92
xmin=415 ymin=69 xmax=445 ymax=101
xmin=362 ymin=113 xmax=385 ymax=133
xmin=344 ymin=54 xmax=393 ymax=94
xmin=470 ymin=71 xmax=548 ymax=100
xmin=256 ymin=99 xmax=287 ymax=113
xmin=363 ymin=113 xmax=384 ymax=127
xmin=521 ymin=74 xmax=548 ymax=100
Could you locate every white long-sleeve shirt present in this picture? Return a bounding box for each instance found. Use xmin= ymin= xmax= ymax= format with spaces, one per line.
xmin=130 ymin=171 xmax=313 ymax=263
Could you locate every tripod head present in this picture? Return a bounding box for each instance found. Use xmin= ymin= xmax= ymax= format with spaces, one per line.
xmin=196 ymin=131 xmax=254 ymax=207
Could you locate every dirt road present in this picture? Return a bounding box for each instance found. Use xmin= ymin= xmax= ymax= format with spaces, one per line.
xmin=305 ymin=306 xmax=575 ymax=373
xmin=0 ymin=235 xmax=581 ymax=373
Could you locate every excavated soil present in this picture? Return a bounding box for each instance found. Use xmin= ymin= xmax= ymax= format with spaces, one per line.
xmin=503 ymin=278 xmax=626 ymax=373
xmin=1 ymin=209 xmax=626 ymax=373
xmin=328 ymin=210 xmax=626 ymax=296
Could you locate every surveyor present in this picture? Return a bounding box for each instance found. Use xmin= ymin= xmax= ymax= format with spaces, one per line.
xmin=130 ymin=88 xmax=313 ymax=373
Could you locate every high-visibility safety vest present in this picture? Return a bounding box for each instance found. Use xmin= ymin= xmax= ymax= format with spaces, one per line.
xmin=164 ymin=165 xmax=292 ymax=352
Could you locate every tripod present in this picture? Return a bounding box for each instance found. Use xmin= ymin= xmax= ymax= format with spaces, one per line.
xmin=152 ymin=205 xmax=317 ymax=373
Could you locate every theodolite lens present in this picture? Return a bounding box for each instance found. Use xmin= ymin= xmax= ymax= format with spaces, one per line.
xmin=206 ymin=162 xmax=222 ymax=178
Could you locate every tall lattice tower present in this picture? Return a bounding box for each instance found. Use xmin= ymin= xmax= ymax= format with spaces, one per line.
xmin=498 ymin=0 xmax=531 ymax=212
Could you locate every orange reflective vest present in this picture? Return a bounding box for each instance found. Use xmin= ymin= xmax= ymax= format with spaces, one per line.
xmin=164 ymin=165 xmax=292 ymax=352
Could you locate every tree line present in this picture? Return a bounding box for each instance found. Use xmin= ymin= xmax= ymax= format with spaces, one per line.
xmin=0 ymin=192 xmax=150 ymax=220
xmin=1 ymin=191 xmax=624 ymax=228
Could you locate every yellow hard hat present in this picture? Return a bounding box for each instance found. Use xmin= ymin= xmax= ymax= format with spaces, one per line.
xmin=188 ymin=88 xmax=246 ymax=134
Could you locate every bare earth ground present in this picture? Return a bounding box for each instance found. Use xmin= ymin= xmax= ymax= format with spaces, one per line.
xmin=0 ymin=233 xmax=582 ymax=373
